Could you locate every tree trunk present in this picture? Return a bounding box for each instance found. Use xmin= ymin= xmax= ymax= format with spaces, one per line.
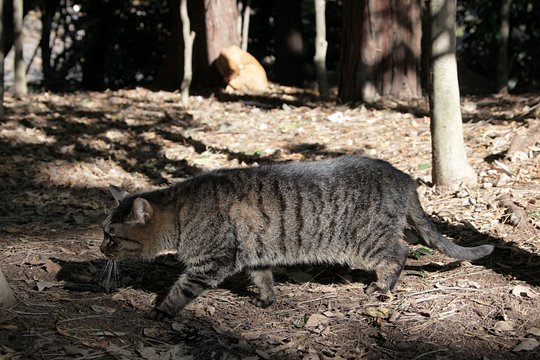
xmin=81 ymin=0 xmax=113 ymax=90
xmin=429 ymin=0 xmax=476 ymax=191
xmin=314 ymin=0 xmax=329 ymax=99
xmin=497 ymin=0 xmax=512 ymax=94
xmin=0 ymin=266 xmax=17 ymax=308
xmin=191 ymin=0 xmax=239 ymax=87
xmin=0 ymin=0 xmax=4 ymax=118
xmin=274 ymin=0 xmax=304 ymax=86
xmin=152 ymin=0 xmax=183 ymax=90
xmin=240 ymin=0 xmax=251 ymax=51
xmin=39 ymin=0 xmax=60 ymax=89
xmin=13 ymin=0 xmax=26 ymax=97
xmin=180 ymin=0 xmax=195 ymax=105
xmin=339 ymin=0 xmax=422 ymax=103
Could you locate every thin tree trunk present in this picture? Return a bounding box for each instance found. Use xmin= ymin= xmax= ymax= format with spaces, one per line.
xmin=0 ymin=266 xmax=17 ymax=308
xmin=274 ymin=0 xmax=303 ymax=86
xmin=0 ymin=0 xmax=4 ymax=118
xmin=241 ymin=0 xmax=251 ymax=51
xmin=180 ymin=0 xmax=194 ymax=106
xmin=150 ymin=0 xmax=183 ymax=90
xmin=13 ymin=0 xmax=26 ymax=97
xmin=429 ymin=0 xmax=476 ymax=191
xmin=497 ymin=0 xmax=511 ymax=94
xmin=314 ymin=0 xmax=329 ymax=99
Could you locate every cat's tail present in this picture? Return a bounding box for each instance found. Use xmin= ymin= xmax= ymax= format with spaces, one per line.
xmin=407 ymin=192 xmax=494 ymax=261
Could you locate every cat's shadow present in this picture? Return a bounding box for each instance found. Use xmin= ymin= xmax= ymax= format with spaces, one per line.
xmin=53 ymin=255 xmax=378 ymax=304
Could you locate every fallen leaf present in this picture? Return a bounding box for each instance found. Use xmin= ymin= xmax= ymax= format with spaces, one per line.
xmin=494 ymin=320 xmax=514 ymax=333
xmin=527 ymin=327 xmax=540 ymax=337
xmin=511 ymin=285 xmax=538 ymax=298
xmin=44 ymin=259 xmax=61 ymax=274
xmin=514 ymin=338 xmax=539 ymax=352
xmin=293 ymin=315 xmax=308 ymax=328
xmin=137 ymin=346 xmax=159 ymax=360
xmin=36 ymin=281 xmax=56 ymax=292
xmin=363 ymin=306 xmax=393 ymax=319
xmin=305 ymin=314 xmax=329 ymax=328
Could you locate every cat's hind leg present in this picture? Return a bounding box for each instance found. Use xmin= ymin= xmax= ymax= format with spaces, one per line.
xmin=365 ymin=241 xmax=408 ymax=295
xmin=248 ymin=267 xmax=276 ymax=308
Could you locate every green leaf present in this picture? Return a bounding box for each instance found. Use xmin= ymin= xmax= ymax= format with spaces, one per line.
xmin=409 ymin=246 xmax=433 ymax=260
xmin=275 ymin=309 xmax=291 ymax=317
xmin=417 ymin=163 xmax=432 ymax=170
xmin=293 ymin=315 xmax=308 ymax=328
xmin=527 ymin=210 xmax=540 ymax=220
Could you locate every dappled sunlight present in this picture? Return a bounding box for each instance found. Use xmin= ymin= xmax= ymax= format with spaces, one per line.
xmin=0 ymin=88 xmax=539 ymax=359
xmin=0 ymin=126 xmax=56 ymax=145
xmin=35 ymin=159 xmax=151 ymax=189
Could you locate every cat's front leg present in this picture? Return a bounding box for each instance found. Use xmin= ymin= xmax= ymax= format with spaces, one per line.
xmin=149 ymin=267 xmax=229 ymax=321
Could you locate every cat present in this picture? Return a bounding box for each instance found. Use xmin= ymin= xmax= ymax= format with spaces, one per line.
xmin=100 ymin=156 xmax=494 ymax=320
xmin=215 ymin=45 xmax=269 ymax=93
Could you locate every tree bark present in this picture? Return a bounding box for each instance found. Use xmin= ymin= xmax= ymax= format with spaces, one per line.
xmin=274 ymin=0 xmax=304 ymax=86
xmin=497 ymin=0 xmax=512 ymax=94
xmin=0 ymin=0 xmax=4 ymax=118
xmin=180 ymin=0 xmax=195 ymax=105
xmin=314 ymin=0 xmax=329 ymax=99
xmin=0 ymin=266 xmax=17 ymax=308
xmin=13 ymin=0 xmax=26 ymax=97
xmin=429 ymin=0 xmax=476 ymax=191
xmin=339 ymin=0 xmax=422 ymax=103
xmin=191 ymin=0 xmax=239 ymax=87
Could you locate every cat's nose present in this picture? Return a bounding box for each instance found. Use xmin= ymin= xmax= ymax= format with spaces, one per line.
xmin=100 ymin=238 xmax=110 ymax=255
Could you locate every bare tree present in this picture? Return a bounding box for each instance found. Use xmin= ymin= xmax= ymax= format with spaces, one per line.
xmin=180 ymin=0 xmax=195 ymax=106
xmin=429 ymin=0 xmax=476 ymax=190
xmin=0 ymin=266 xmax=17 ymax=308
xmin=497 ymin=0 xmax=512 ymax=93
xmin=13 ymin=0 xmax=26 ymax=97
xmin=314 ymin=0 xmax=329 ymax=99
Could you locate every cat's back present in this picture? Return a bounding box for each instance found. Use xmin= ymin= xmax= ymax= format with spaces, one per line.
xmin=253 ymin=155 xmax=413 ymax=189
xmin=177 ymin=156 xmax=414 ymax=204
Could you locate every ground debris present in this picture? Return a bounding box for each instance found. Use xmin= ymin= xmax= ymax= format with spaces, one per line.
xmin=0 ymin=89 xmax=539 ymax=359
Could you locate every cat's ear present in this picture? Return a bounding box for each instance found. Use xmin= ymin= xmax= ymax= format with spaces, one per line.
xmin=109 ymin=185 xmax=130 ymax=205
xmin=130 ymin=198 xmax=154 ymax=224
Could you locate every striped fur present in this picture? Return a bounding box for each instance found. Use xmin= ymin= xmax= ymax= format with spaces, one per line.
xmin=100 ymin=156 xmax=494 ymax=320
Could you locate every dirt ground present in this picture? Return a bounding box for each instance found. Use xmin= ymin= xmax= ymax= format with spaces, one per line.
xmin=1 ymin=87 xmax=540 ymax=359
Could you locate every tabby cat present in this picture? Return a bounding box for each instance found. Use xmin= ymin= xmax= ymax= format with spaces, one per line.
xmin=101 ymin=156 xmax=494 ymax=320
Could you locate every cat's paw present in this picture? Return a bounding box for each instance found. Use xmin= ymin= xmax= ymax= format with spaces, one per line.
xmin=366 ymin=283 xmax=393 ymax=300
xmin=365 ymin=282 xmax=388 ymax=296
xmin=149 ymin=308 xmax=173 ymax=322
xmin=251 ymin=295 xmax=276 ymax=308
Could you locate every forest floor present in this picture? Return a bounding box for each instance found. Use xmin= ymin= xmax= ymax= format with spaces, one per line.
xmin=1 ymin=86 xmax=540 ymax=360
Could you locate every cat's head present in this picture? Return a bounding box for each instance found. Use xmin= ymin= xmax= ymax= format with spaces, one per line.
xmin=101 ymin=185 xmax=169 ymax=260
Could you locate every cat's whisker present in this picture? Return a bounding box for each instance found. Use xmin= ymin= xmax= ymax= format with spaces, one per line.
xmin=99 ymin=259 xmax=120 ymax=293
